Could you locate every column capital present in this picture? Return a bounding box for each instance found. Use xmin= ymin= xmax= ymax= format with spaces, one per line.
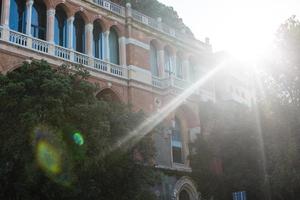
xmin=125 ymin=3 xmax=132 ymax=18
xmin=85 ymin=23 xmax=93 ymax=31
xmin=104 ymin=30 xmax=110 ymax=36
xmin=67 ymin=16 xmax=75 ymax=22
xmin=26 ymin=0 xmax=34 ymax=6
xmin=47 ymin=8 xmax=56 ymax=16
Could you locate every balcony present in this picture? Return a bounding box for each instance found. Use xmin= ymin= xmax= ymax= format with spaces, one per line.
xmin=0 ymin=27 xmax=128 ymax=80
xmin=92 ymin=0 xmax=125 ymax=17
xmin=87 ymin=0 xmax=207 ymax=50
xmin=151 ymin=75 xmax=215 ymax=101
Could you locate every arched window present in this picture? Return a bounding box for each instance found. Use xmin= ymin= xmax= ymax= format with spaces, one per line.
xmin=150 ymin=42 xmax=158 ymax=77
xmin=54 ymin=5 xmax=67 ymax=47
xmin=9 ymin=0 xmax=26 ymax=33
xmin=164 ymin=47 xmax=172 ymax=76
xmin=73 ymin=12 xmax=85 ymax=53
xmin=32 ymin=0 xmax=47 ymax=40
xmin=109 ymin=28 xmax=119 ymax=65
xmin=176 ymin=53 xmax=183 ymax=79
xmin=172 ymin=117 xmax=183 ymax=164
xmin=93 ymin=21 xmax=103 ymax=59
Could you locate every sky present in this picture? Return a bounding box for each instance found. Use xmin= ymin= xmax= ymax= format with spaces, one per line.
xmin=158 ymin=0 xmax=300 ymax=58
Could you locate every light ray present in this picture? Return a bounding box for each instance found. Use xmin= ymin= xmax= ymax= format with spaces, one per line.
xmin=107 ymin=61 xmax=228 ymax=155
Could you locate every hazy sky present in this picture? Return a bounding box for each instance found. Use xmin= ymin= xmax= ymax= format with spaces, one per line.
xmin=158 ymin=0 xmax=300 ymax=56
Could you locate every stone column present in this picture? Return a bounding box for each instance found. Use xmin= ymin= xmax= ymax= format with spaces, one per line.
xmin=85 ymin=23 xmax=93 ymax=57
xmin=103 ymin=30 xmax=110 ymax=61
xmin=118 ymin=36 xmax=126 ymax=66
xmin=26 ymin=0 xmax=34 ymax=35
xmin=1 ymin=0 xmax=10 ymax=41
xmin=67 ymin=16 xmax=74 ymax=49
xmin=125 ymin=3 xmax=132 ymax=37
xmin=46 ymin=8 xmax=55 ymax=43
xmin=1 ymin=0 xmax=10 ymax=27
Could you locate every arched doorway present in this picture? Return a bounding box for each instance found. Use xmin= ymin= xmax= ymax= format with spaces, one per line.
xmin=173 ymin=177 xmax=199 ymax=200
xmin=179 ymin=189 xmax=190 ymax=200
xmin=96 ymin=88 xmax=121 ymax=103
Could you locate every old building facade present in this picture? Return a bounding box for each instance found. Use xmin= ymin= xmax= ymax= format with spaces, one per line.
xmin=0 ymin=0 xmax=216 ymax=199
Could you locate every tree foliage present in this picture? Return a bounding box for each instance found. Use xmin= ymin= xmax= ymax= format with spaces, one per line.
xmin=258 ymin=15 xmax=300 ymax=200
xmin=191 ymin=102 xmax=264 ymax=200
xmin=118 ymin=0 xmax=193 ymax=36
xmin=0 ymin=60 xmax=157 ymax=200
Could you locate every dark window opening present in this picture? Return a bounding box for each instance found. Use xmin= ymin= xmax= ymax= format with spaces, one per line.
xmin=93 ymin=21 xmax=103 ymax=59
xmin=32 ymin=0 xmax=47 ymax=40
xmin=54 ymin=5 xmax=67 ymax=47
xmin=10 ymin=0 xmax=26 ymax=33
xmin=73 ymin=12 xmax=85 ymax=53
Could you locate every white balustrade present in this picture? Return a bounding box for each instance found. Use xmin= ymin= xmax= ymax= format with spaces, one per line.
xmin=9 ymin=30 xmax=28 ymax=47
xmin=152 ymin=76 xmax=170 ymax=89
xmin=173 ymin=77 xmax=190 ymax=89
xmin=110 ymin=63 xmax=126 ymax=77
xmin=74 ymin=52 xmax=89 ymax=65
xmin=32 ymin=38 xmax=49 ymax=53
xmin=93 ymin=0 xmax=125 ymax=16
xmin=55 ymin=46 xmax=71 ymax=60
xmin=94 ymin=58 xmax=108 ymax=72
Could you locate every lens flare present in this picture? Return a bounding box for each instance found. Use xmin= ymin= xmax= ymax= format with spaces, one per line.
xmin=33 ymin=125 xmax=73 ymax=187
xmin=37 ymin=141 xmax=61 ymax=174
xmin=73 ymin=132 xmax=84 ymax=146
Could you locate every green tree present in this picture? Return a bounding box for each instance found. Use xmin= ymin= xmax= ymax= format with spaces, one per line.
xmin=191 ymin=102 xmax=264 ymax=200
xmin=0 ymin=60 xmax=157 ymax=200
xmin=258 ymin=15 xmax=300 ymax=200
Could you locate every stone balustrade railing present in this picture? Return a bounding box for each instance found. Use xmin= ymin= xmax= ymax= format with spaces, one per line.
xmin=1 ymin=28 xmax=129 ymax=79
xmin=92 ymin=0 xmax=125 ymax=16
xmin=0 ymin=26 xmax=213 ymax=99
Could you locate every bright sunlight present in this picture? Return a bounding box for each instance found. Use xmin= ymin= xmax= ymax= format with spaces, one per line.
xmin=159 ymin=0 xmax=300 ymax=62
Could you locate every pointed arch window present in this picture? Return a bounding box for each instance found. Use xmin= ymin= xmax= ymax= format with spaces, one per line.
xmin=9 ymin=0 xmax=26 ymax=33
xmin=109 ymin=28 xmax=119 ymax=65
xmin=172 ymin=117 xmax=184 ymax=164
xmin=150 ymin=43 xmax=159 ymax=77
xmin=73 ymin=12 xmax=85 ymax=53
xmin=93 ymin=21 xmax=103 ymax=59
xmin=32 ymin=0 xmax=47 ymax=40
xmin=54 ymin=5 xmax=67 ymax=47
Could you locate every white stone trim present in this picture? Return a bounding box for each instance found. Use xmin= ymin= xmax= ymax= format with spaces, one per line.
xmin=126 ymin=38 xmax=150 ymax=50
xmin=128 ymin=65 xmax=152 ymax=85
